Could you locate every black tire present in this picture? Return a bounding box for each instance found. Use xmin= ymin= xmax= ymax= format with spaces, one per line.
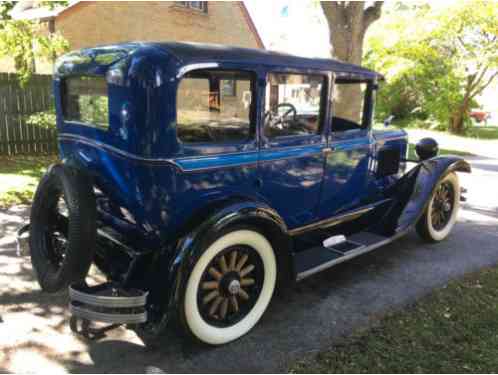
xmin=29 ymin=164 xmax=96 ymax=293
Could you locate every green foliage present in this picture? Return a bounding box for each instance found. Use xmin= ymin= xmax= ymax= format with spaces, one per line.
xmin=25 ymin=106 xmax=56 ymax=129
xmin=40 ymin=1 xmax=69 ymax=10
xmin=0 ymin=1 xmax=16 ymax=20
xmin=77 ymin=95 xmax=109 ymax=127
xmin=0 ymin=20 xmax=37 ymax=83
xmin=366 ymin=1 xmax=498 ymax=134
xmin=36 ymin=30 xmax=70 ymax=64
xmin=0 ymin=11 xmax=69 ymax=85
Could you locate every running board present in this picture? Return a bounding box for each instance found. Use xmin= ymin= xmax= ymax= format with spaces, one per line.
xmin=294 ymin=231 xmax=404 ymax=281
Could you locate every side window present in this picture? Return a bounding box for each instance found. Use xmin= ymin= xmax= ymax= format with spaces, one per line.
xmin=264 ymin=73 xmax=324 ymax=138
xmin=62 ymin=76 xmax=109 ymax=129
xmin=331 ymin=81 xmax=369 ymax=132
xmin=177 ymin=70 xmax=254 ymax=144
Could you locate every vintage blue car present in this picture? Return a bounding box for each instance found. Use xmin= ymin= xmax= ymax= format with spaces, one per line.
xmin=25 ymin=42 xmax=470 ymax=345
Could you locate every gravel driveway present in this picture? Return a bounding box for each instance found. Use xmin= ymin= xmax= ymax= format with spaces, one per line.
xmin=1 ymin=155 xmax=497 ymax=373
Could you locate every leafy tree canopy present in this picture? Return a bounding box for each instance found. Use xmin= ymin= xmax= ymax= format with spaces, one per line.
xmin=0 ymin=1 xmax=16 ymax=20
xmin=0 ymin=1 xmax=69 ymax=85
xmin=365 ymin=1 xmax=497 ymax=134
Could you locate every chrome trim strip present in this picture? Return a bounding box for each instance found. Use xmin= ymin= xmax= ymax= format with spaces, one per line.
xmin=69 ymin=302 xmax=147 ymax=324
xmin=58 ymin=134 xmax=184 ymax=169
xmin=69 ymin=285 xmax=148 ymax=308
xmin=58 ymin=134 xmax=325 ymax=173
xmin=288 ymin=205 xmax=375 ymax=236
xmin=296 ymin=230 xmax=406 ymax=281
xmin=59 ymin=134 xmax=257 ymax=172
xmin=176 ymin=62 xmax=220 ymax=79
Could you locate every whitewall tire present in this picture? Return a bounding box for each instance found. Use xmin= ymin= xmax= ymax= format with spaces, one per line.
xmin=416 ymin=172 xmax=460 ymax=242
xmin=181 ymin=228 xmax=277 ymax=345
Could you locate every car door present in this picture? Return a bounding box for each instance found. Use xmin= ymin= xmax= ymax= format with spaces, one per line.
xmin=257 ymin=71 xmax=330 ymax=229
xmin=318 ymin=80 xmax=376 ymax=219
xmin=170 ymin=67 xmax=261 ymax=226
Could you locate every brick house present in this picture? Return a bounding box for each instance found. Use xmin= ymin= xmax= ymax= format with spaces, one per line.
xmin=3 ymin=1 xmax=264 ymax=74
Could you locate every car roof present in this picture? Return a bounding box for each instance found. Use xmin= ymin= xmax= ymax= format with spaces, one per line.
xmin=65 ymin=41 xmax=383 ymax=81
xmin=151 ymin=42 xmax=382 ymax=81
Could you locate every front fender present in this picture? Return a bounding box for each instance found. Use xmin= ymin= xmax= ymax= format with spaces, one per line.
xmin=147 ymin=199 xmax=291 ymax=333
xmin=375 ymin=156 xmax=471 ymax=235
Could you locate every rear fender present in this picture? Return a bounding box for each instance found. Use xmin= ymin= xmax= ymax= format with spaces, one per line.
xmin=374 ymin=156 xmax=471 ymax=235
xmin=147 ymin=199 xmax=291 ymax=331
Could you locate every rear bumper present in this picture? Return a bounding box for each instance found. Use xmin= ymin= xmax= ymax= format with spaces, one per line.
xmin=69 ymin=283 xmax=148 ymax=324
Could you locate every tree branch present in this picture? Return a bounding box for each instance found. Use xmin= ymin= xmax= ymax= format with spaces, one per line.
xmin=468 ymin=66 xmax=489 ymax=97
xmin=470 ymin=70 xmax=498 ymax=99
xmin=363 ymin=1 xmax=383 ymax=32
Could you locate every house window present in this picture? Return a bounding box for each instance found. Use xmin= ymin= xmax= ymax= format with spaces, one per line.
xmin=221 ymin=79 xmax=236 ymax=97
xmin=176 ymin=1 xmax=208 ymax=13
xmin=177 ymin=70 xmax=254 ymax=144
xmin=62 ymin=76 xmax=109 ymax=129
xmin=264 ymin=73 xmax=325 ymax=138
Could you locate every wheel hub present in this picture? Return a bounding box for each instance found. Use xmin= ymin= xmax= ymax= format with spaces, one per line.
xmin=227 ymin=279 xmax=241 ymax=295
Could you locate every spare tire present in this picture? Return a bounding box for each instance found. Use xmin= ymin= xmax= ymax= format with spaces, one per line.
xmin=29 ymin=164 xmax=96 ymax=293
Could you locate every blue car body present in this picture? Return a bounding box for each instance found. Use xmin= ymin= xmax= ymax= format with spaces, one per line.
xmin=52 ymin=42 xmax=470 ymax=330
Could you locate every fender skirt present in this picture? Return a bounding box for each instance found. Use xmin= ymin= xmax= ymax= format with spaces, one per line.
xmin=372 ymin=156 xmax=471 ymax=236
xmin=145 ymin=200 xmax=289 ymax=334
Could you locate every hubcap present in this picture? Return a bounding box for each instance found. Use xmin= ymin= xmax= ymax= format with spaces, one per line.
xmin=431 ymin=181 xmax=455 ymax=231
xmin=198 ymin=245 xmax=264 ymax=327
xmin=227 ymin=279 xmax=241 ymax=295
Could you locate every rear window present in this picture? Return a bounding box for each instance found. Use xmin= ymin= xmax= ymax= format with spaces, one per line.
xmin=62 ymin=76 xmax=109 ymax=129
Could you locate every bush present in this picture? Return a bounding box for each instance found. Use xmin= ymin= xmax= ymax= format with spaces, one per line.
xmin=25 ymin=106 xmax=56 ymax=129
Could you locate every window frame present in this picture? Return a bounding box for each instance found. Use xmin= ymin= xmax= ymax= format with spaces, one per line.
xmin=330 ymin=79 xmax=376 ymax=133
xmin=61 ymin=75 xmax=110 ymax=130
xmin=262 ymin=71 xmax=329 ymax=142
xmin=175 ymin=68 xmax=258 ymax=149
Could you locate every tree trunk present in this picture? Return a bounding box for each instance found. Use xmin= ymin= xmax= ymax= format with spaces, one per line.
xmin=449 ymin=97 xmax=470 ymax=135
xmin=320 ymin=2 xmax=383 ymax=122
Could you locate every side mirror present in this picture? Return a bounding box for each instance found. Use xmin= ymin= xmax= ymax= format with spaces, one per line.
xmin=384 ymin=115 xmax=395 ymax=127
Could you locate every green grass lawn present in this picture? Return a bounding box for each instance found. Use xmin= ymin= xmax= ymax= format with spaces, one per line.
xmin=385 ymin=118 xmax=498 ymax=141
xmin=465 ymin=126 xmax=498 ymax=140
xmin=0 ymin=155 xmax=58 ymax=208
xmin=290 ymin=266 xmax=498 ymax=373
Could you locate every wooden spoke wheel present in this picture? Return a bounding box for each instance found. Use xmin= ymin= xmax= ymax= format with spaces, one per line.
xmin=181 ymin=228 xmax=277 ymax=345
xmin=197 ymin=245 xmax=264 ymax=327
xmin=430 ymin=181 xmax=455 ymax=231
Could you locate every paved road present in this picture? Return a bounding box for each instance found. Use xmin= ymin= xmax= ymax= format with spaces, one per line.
xmin=1 ymin=155 xmax=497 ymax=373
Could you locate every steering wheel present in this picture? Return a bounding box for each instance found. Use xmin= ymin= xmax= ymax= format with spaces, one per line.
xmin=265 ymin=103 xmax=297 ymax=130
